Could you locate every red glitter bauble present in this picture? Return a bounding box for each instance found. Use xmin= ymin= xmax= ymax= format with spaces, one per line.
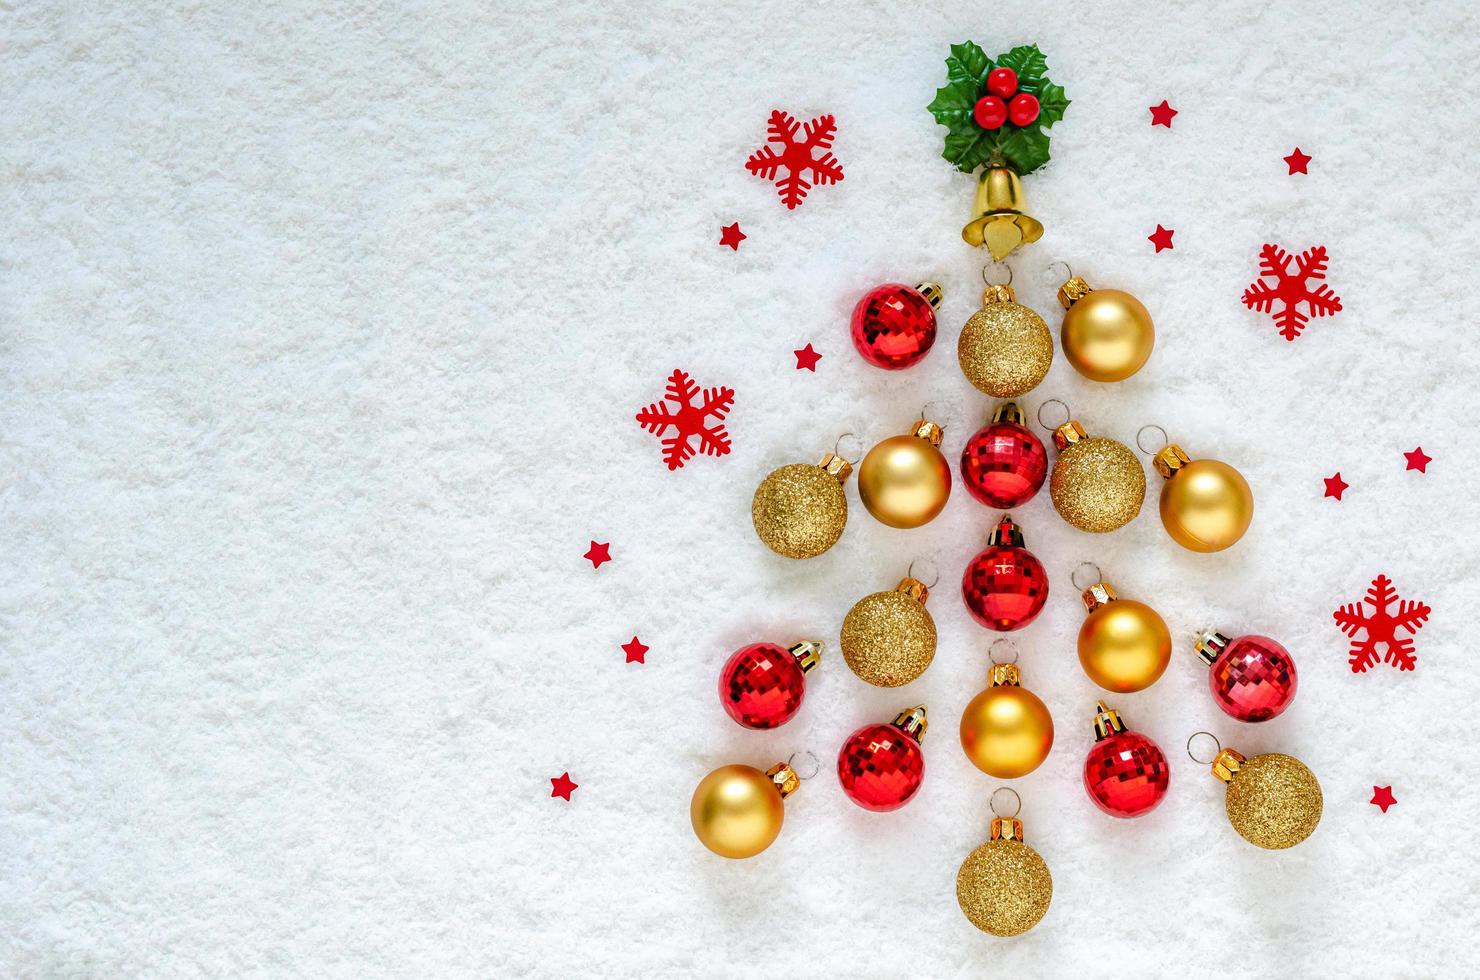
xmin=837 ymin=719 xmax=926 ymax=811
xmin=1209 ymin=634 xmax=1298 ymax=722
xmin=961 ymin=518 xmax=1048 ymax=631
xmin=849 ymin=283 xmax=939 ymax=370
xmin=1084 ymin=730 xmax=1170 ymax=818
xmin=719 ymin=643 xmax=808 ymax=729
xmin=960 ymin=418 xmax=1048 ymax=509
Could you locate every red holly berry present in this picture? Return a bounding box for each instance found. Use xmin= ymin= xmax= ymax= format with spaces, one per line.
xmin=986 ymin=67 xmax=1018 ymax=99
xmin=972 ymin=96 xmax=1007 ymax=130
xmin=718 ymin=641 xmax=820 ymax=729
xmin=1083 ymin=703 xmax=1170 ymax=819
xmin=1008 ymin=92 xmax=1040 ymax=127
xmin=961 ymin=516 xmax=1048 ymax=632
xmin=837 ymin=707 xmax=927 ymax=812
xmin=960 ymin=402 xmax=1048 ymax=509
xmin=849 ymin=282 xmax=942 ymax=370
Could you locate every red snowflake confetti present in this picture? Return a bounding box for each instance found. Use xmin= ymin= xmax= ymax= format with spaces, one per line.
xmin=745 ymin=110 xmax=844 ymax=210
xmin=584 ymin=541 xmax=611 ymax=569
xmin=550 ymin=772 xmax=578 ymax=801
xmin=1241 ymin=243 xmax=1343 ymax=341
xmin=1323 ymin=472 xmax=1348 ymax=500
xmin=1404 ymin=446 xmax=1431 ymax=473
xmin=635 ymin=369 xmax=735 ymax=471
xmin=1333 ymin=574 xmax=1431 ymax=673
xmin=622 ymin=636 xmax=649 ymax=664
xmin=719 ymin=223 xmax=746 ymax=250
xmin=1370 ymin=785 xmax=1397 ymax=813
xmin=1148 ymin=224 xmax=1175 ymax=252
xmin=1284 ymin=147 xmax=1311 ymax=174
xmin=794 ymin=343 xmax=822 ymax=372
xmin=1149 ymin=100 xmax=1177 ymax=127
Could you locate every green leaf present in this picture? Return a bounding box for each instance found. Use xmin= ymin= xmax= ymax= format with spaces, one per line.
xmin=994 ymin=45 xmax=1049 ymax=89
xmin=943 ymin=127 xmax=1000 ymax=174
xmin=946 ymin=41 xmax=992 ymax=86
xmin=998 ymin=126 xmax=1051 ymax=175
xmin=1036 ymin=81 xmax=1070 ymax=128
xmin=927 ymin=79 xmax=982 ymax=128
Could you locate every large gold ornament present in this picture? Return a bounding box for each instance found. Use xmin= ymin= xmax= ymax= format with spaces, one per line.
xmin=858 ymin=419 xmax=951 ymax=528
xmin=1209 ymin=747 xmax=1322 ymax=850
xmin=751 ymin=452 xmax=851 ymax=559
xmin=1057 ymin=276 xmax=1155 ymax=382
xmin=690 ymin=761 xmax=799 ymax=859
xmin=961 ymin=168 xmax=1043 ymax=260
xmin=1048 ymin=420 xmax=1146 ymax=533
xmin=956 ymin=810 xmax=1052 ymax=936
xmin=840 ymin=576 xmax=937 ymax=686
xmin=959 ymin=663 xmax=1054 ymax=778
xmin=1153 ymin=443 xmax=1254 ymax=553
xmin=1076 ymin=580 xmax=1171 ymax=693
xmin=958 ymin=284 xmax=1053 ymax=398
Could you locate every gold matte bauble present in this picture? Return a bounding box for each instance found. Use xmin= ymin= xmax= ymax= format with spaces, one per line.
xmin=956 ymin=818 xmax=1052 ymax=937
xmin=1155 ymin=446 xmax=1254 ymax=553
xmin=690 ymin=763 xmax=795 ymax=859
xmin=1058 ymin=278 xmax=1155 ymax=382
xmin=958 ymin=664 xmax=1054 ymax=778
xmin=840 ymin=577 xmax=937 ymax=687
xmin=1077 ymin=587 xmax=1171 ymax=693
xmin=1217 ymin=750 xmax=1322 ymax=850
xmin=1049 ymin=422 xmax=1145 ymax=533
xmin=958 ymin=285 xmax=1053 ymax=398
xmin=751 ymin=453 xmax=851 ymax=559
xmin=857 ymin=420 xmax=951 ymax=529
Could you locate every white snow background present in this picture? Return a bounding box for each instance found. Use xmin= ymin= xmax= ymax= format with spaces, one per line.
xmin=4 ymin=1 xmax=1480 ymax=977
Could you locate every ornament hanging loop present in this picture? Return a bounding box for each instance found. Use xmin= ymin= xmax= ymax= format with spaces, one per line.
xmin=1186 ymin=731 xmax=1222 ymax=765
xmin=833 ymin=431 xmax=863 ymax=463
xmin=981 ymin=261 xmax=1013 ymax=287
xmin=1135 ymin=424 xmax=1170 ymax=456
xmin=787 ymin=749 xmax=822 ymax=780
xmin=988 ymin=638 xmax=1020 ymax=666
xmin=1036 ymin=398 xmax=1070 ymax=433
xmin=989 ymin=785 xmax=1022 ymax=819
xmin=1070 ymin=561 xmax=1103 ymax=591
xmin=1044 ymin=259 xmax=1074 ymax=286
xmin=906 ymin=557 xmax=940 ymax=590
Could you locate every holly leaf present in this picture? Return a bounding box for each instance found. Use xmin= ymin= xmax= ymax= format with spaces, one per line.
xmin=943 ymin=127 xmax=1000 ymax=174
xmin=946 ymin=41 xmax=992 ymax=86
xmin=998 ymin=126 xmax=1051 ymax=175
xmin=928 ymin=79 xmax=982 ymax=128
xmin=1036 ymin=80 xmax=1070 ymax=128
xmin=994 ymin=44 xmax=1049 ymax=90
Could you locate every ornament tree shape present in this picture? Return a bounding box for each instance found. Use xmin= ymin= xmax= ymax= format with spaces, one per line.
xmin=1241 ymin=244 xmax=1343 ymax=341
xmin=635 ymin=369 xmax=735 ymax=470
xmin=745 ymin=110 xmax=845 ymax=210
xmin=1333 ymin=574 xmax=1431 ymax=672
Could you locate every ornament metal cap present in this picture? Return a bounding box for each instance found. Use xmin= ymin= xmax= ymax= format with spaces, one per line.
xmin=1052 ymin=419 xmax=1088 ymax=451
xmin=915 ymin=281 xmax=945 ymax=309
xmin=1081 ymin=581 xmax=1118 ymax=612
xmin=980 ymin=282 xmax=1017 ymax=306
xmin=896 ymin=576 xmax=930 ymax=604
xmin=765 ymin=761 xmax=801 ymax=798
xmin=1210 ymin=747 xmax=1246 ymax=784
xmin=988 ymin=662 xmax=1022 ymax=688
xmin=987 ymin=514 xmax=1025 ymax=548
xmin=991 ymin=401 xmax=1026 ymax=426
xmin=818 ymin=452 xmax=853 ymax=482
xmin=961 ymin=167 xmax=1044 ymax=260
xmin=788 ymin=640 xmax=823 ymax=674
xmin=910 ymin=418 xmax=945 ymax=447
xmin=1194 ymin=629 xmax=1231 ymax=666
xmin=1091 ymin=700 xmax=1127 ymax=740
xmin=1152 ymin=443 xmax=1191 ymax=480
xmin=1057 ymin=276 xmax=1093 ymax=308
xmin=989 ymin=815 xmax=1026 ymax=842
xmin=893 ymin=704 xmax=928 ymax=742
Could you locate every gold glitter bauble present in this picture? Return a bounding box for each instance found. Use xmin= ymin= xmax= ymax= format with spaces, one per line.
xmin=1050 ymin=437 xmax=1146 ymax=533
xmin=1226 ymin=753 xmax=1323 ymax=850
xmin=839 ymin=580 xmax=936 ymax=687
xmin=956 ymin=838 xmax=1052 ymax=937
xmin=958 ymin=287 xmax=1053 ymax=398
xmin=752 ymin=461 xmax=848 ymax=559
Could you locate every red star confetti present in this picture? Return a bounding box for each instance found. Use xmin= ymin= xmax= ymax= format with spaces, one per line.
xmin=1149 ymin=100 xmax=1178 ymax=127
xmin=622 ymin=636 xmax=649 ymax=664
xmin=1324 ymin=472 xmax=1348 ymax=500
xmin=1241 ymin=244 xmax=1342 ymax=341
xmin=550 ymin=772 xmax=578 ymax=801
xmin=1370 ymin=785 xmax=1397 ymax=813
xmin=1148 ymin=225 xmax=1175 ymax=252
xmin=1334 ymin=574 xmax=1431 ymax=673
xmin=584 ymin=541 xmax=611 ymax=569
xmin=745 ymin=110 xmax=844 ymax=209
xmin=794 ymin=343 xmax=822 ymax=371
xmin=634 ymin=369 xmax=735 ymax=470
xmin=1284 ymin=147 xmax=1311 ymax=174
xmin=1404 ymin=446 xmax=1431 ymax=473
xmin=719 ymin=223 xmax=746 ymax=251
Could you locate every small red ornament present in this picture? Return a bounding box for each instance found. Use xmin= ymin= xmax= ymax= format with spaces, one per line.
xmin=849 ymin=281 xmax=943 ymax=369
xmin=837 ymin=705 xmax=928 ymax=812
xmin=973 ymin=96 xmax=1007 ymax=130
xmin=986 ymin=67 xmax=1018 ymax=99
xmin=1083 ymin=702 xmax=1169 ymax=819
xmin=1196 ymin=630 xmax=1297 ymax=722
xmin=960 ymin=401 xmax=1048 ymax=509
xmin=718 ymin=640 xmax=821 ymax=729
xmin=1007 ymin=92 xmax=1040 ymax=127
xmin=961 ymin=515 xmax=1048 ymax=632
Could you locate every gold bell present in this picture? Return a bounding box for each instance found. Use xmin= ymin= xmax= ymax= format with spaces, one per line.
xmin=961 ymin=167 xmax=1044 ymax=260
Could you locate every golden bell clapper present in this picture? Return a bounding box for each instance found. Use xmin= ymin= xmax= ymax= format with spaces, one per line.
xmin=1154 ymin=443 xmax=1254 ymax=553
xmin=959 ymin=662 xmax=1055 ymax=778
xmin=1048 ymin=420 xmax=1145 ymax=533
xmin=958 ymin=284 xmax=1053 ymax=398
xmin=1077 ymin=581 xmax=1171 ymax=693
xmin=1209 ymin=747 xmax=1322 ymax=850
xmin=956 ymin=808 xmax=1053 ymax=937
xmin=752 ymin=451 xmax=852 ymax=559
xmin=962 ymin=167 xmax=1043 ymax=260
xmin=840 ymin=576 xmax=937 ymax=687
xmin=858 ymin=419 xmax=951 ymax=528
xmin=1057 ymin=276 xmax=1155 ymax=382
xmin=690 ymin=761 xmax=800 ymax=859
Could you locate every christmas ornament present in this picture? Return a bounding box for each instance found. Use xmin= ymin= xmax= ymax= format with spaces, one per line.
xmin=1284 ymin=147 xmax=1311 ymax=175
xmin=752 ymin=449 xmax=852 ymax=559
xmin=1149 ymin=100 xmax=1177 ymax=127
xmin=719 ymin=223 xmax=745 ymax=250
xmin=1192 ymin=734 xmax=1322 ymax=850
xmin=793 ymin=343 xmax=822 ymax=372
xmin=1148 ymin=224 xmax=1175 ymax=252
xmin=927 ymin=42 xmax=1070 ymax=259
xmin=1056 ymin=274 xmax=1155 ymax=383
xmin=849 ymin=281 xmax=944 ymax=370
xmin=960 ymin=401 xmax=1048 ymax=509
xmin=961 ymin=515 xmax=1048 ymax=632
xmin=958 ymin=279 xmax=1053 ymax=398
xmin=583 ymin=540 xmax=611 ymax=569
xmin=744 ymin=110 xmax=844 ymax=210
xmin=858 ymin=418 xmax=951 ymax=529
xmin=1241 ymin=243 xmax=1342 ymax=341
xmin=840 ymin=575 xmax=937 ymax=687
xmin=959 ymin=658 xmax=1054 ymax=779
xmin=1333 ymin=574 xmax=1431 ymax=673
xmin=1404 ymin=446 xmax=1432 ymax=472
xmin=719 ymin=640 xmax=822 ymax=729
xmin=1146 ymin=433 xmax=1254 ymax=553
xmin=1044 ymin=409 xmax=1145 ymax=533
xmin=1083 ymin=702 xmax=1169 ymax=819
xmin=690 ymin=760 xmax=802 ymax=859
xmin=1370 ymin=785 xmax=1397 ymax=813
xmin=1076 ymin=575 xmax=1171 ymax=693
xmin=635 ymin=369 xmax=736 ymax=471
xmin=837 ymin=705 xmax=928 ymax=811
xmin=1195 ymin=629 xmax=1298 ymax=722
xmin=956 ymin=788 xmax=1052 ymax=936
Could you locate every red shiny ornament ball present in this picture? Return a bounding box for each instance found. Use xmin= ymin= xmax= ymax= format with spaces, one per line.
xmin=973 ymin=96 xmax=1007 ymax=130
xmin=961 ymin=544 xmax=1048 ymax=631
xmin=960 ymin=421 xmax=1048 ymax=509
xmin=837 ymin=723 xmax=925 ymax=811
xmin=1209 ymin=635 xmax=1298 ymax=722
xmin=1007 ymin=92 xmax=1040 ymax=127
xmin=1084 ymin=730 xmax=1170 ymax=818
xmin=986 ymin=67 xmax=1019 ymax=99
xmin=849 ymin=283 xmax=938 ymax=369
xmin=719 ymin=643 xmax=807 ymax=729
